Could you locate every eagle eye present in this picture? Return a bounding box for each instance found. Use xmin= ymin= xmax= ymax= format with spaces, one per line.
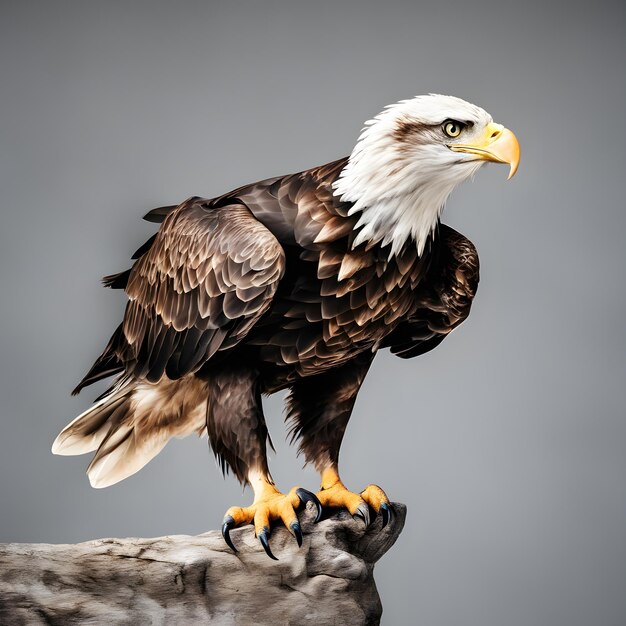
xmin=443 ymin=120 xmax=466 ymax=138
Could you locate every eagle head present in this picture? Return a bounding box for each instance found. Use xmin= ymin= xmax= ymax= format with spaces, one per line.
xmin=334 ymin=94 xmax=520 ymax=257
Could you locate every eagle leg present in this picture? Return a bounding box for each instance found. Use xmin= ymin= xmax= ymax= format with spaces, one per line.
xmin=221 ymin=471 xmax=322 ymax=559
xmin=206 ymin=367 xmax=322 ymax=557
xmin=285 ymin=355 xmax=391 ymax=525
xmin=316 ymin=465 xmax=392 ymax=527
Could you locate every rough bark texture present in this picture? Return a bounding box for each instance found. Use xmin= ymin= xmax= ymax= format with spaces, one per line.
xmin=0 ymin=502 xmax=405 ymax=626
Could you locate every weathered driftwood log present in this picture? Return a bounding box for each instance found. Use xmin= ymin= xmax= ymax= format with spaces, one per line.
xmin=0 ymin=502 xmax=405 ymax=626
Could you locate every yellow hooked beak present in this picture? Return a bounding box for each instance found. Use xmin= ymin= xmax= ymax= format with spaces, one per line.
xmin=450 ymin=122 xmax=520 ymax=179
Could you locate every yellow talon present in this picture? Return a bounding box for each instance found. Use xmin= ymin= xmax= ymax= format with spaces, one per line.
xmin=221 ymin=479 xmax=322 ymax=558
xmin=360 ymin=484 xmax=389 ymax=511
xmin=316 ymin=467 xmax=391 ymax=527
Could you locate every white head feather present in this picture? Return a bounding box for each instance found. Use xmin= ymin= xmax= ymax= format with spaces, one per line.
xmin=334 ymin=94 xmax=493 ymax=257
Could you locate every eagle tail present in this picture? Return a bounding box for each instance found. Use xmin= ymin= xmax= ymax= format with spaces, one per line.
xmin=52 ymin=375 xmax=209 ymax=488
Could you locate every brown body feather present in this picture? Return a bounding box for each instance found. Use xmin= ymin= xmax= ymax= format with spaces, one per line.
xmin=55 ymin=158 xmax=479 ymax=486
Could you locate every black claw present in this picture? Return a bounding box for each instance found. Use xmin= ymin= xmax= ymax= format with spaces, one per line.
xmin=258 ymin=527 xmax=278 ymax=560
xmin=291 ymin=521 xmax=303 ymax=547
xmin=380 ymin=503 xmax=390 ymax=528
xmin=296 ymin=488 xmax=323 ymax=523
xmin=354 ymin=502 xmax=371 ymax=526
xmin=222 ymin=515 xmax=237 ymax=553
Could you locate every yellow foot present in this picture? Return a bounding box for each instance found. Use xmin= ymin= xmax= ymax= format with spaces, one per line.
xmin=222 ymin=486 xmax=322 ymax=559
xmin=316 ymin=472 xmax=392 ymax=528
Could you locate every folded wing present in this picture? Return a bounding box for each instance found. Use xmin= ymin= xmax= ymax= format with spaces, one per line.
xmin=78 ymin=198 xmax=285 ymax=389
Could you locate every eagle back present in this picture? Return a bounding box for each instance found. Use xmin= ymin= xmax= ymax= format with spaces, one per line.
xmin=219 ymin=159 xmax=433 ymax=377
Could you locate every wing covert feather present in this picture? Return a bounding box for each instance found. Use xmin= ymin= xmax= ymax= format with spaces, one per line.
xmin=382 ymin=226 xmax=479 ymax=359
xmin=122 ymin=198 xmax=285 ymax=381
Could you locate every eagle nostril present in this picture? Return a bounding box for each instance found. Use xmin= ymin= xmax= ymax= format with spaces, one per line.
xmin=490 ymin=129 xmax=501 ymax=139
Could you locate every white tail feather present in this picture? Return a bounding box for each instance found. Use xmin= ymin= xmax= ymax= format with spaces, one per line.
xmin=52 ymin=376 xmax=208 ymax=488
xmin=87 ymin=424 xmax=170 ymax=488
xmin=52 ymin=387 xmax=130 ymax=456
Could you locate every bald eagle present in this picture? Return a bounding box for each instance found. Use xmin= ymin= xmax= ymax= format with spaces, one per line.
xmin=53 ymin=95 xmax=519 ymax=559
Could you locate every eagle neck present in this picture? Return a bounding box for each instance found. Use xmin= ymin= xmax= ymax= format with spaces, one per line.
xmin=332 ymin=146 xmax=471 ymax=258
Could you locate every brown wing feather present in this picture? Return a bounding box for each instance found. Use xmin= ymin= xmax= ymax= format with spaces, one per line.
xmin=382 ymin=225 xmax=479 ymax=359
xmin=120 ymin=198 xmax=285 ymax=381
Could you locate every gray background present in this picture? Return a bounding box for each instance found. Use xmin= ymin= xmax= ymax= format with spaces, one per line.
xmin=1 ymin=1 xmax=625 ymax=624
